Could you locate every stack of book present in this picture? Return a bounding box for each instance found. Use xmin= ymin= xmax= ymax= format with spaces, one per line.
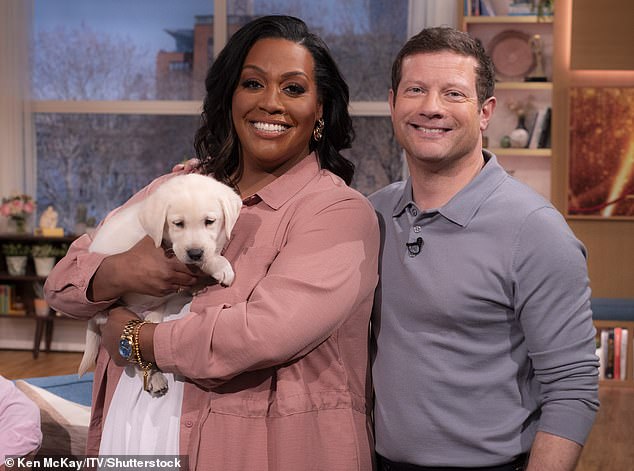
xmin=0 ymin=284 xmax=26 ymax=315
xmin=596 ymin=327 xmax=630 ymax=380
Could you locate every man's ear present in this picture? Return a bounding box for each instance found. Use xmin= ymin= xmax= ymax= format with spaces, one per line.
xmin=480 ymin=96 xmax=497 ymax=132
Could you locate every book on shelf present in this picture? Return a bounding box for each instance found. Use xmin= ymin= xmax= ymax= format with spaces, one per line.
xmin=596 ymin=330 xmax=605 ymax=380
xmin=621 ymin=328 xmax=629 ymax=380
xmin=538 ymin=107 xmax=552 ymax=148
xmin=0 ymin=284 xmax=26 ymax=315
xmin=479 ymin=0 xmax=496 ymax=16
xmin=614 ymin=327 xmax=622 ymax=379
xmin=465 ymin=0 xmax=497 ymax=16
xmin=508 ymin=1 xmax=535 ymax=16
xmin=596 ymin=327 xmax=629 ymax=381
xmin=606 ymin=328 xmax=615 ymax=379
xmin=528 ymin=107 xmax=552 ymax=149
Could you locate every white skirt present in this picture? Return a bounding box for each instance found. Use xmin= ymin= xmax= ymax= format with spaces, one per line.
xmin=99 ymin=299 xmax=192 ymax=455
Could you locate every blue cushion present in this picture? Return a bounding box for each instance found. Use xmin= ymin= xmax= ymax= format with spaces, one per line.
xmin=591 ymin=298 xmax=634 ymax=322
xmin=23 ymin=373 xmax=93 ymax=407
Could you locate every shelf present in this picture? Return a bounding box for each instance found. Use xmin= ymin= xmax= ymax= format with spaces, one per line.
xmin=0 ymin=274 xmax=46 ymax=282
xmin=487 ymin=148 xmax=551 ymax=157
xmin=464 ymin=15 xmax=553 ymax=24
xmin=495 ymin=82 xmax=552 ymax=91
xmin=0 ymin=233 xmax=76 ymax=243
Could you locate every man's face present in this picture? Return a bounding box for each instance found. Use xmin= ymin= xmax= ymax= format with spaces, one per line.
xmin=390 ymin=51 xmax=495 ymax=171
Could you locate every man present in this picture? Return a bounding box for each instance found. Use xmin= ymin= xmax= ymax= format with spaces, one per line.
xmin=370 ymin=27 xmax=599 ymax=471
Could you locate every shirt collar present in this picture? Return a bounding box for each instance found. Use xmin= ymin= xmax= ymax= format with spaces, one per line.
xmin=392 ymin=150 xmax=508 ymax=227
xmin=250 ymin=152 xmax=321 ymax=210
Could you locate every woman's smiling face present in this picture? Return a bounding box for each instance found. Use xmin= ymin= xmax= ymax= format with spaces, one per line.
xmin=232 ymin=38 xmax=322 ymax=176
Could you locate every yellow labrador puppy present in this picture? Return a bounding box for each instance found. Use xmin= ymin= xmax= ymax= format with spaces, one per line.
xmin=78 ymin=173 xmax=242 ymax=395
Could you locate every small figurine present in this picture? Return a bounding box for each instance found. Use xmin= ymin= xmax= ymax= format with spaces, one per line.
xmin=39 ymin=206 xmax=58 ymax=229
xmin=37 ymin=206 xmax=63 ymax=236
xmin=525 ymin=34 xmax=547 ymax=82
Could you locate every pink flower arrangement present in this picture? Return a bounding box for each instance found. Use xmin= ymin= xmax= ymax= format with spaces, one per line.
xmin=1 ymin=194 xmax=36 ymax=220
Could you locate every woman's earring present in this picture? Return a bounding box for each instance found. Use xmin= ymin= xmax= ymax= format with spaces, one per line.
xmin=312 ymin=118 xmax=325 ymax=142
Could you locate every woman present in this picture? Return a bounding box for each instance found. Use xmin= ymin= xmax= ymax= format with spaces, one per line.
xmin=45 ymin=15 xmax=379 ymax=470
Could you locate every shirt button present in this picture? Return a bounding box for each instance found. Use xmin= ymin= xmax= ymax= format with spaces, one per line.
xmin=411 ymin=208 xmax=418 ymax=216
xmin=413 ymin=226 xmax=421 ymax=233
xmin=185 ymin=420 xmax=193 ymax=428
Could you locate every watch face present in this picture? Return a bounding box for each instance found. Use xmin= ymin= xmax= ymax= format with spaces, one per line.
xmin=119 ymin=338 xmax=133 ymax=360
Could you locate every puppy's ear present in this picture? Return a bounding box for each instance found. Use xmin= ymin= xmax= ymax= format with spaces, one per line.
xmin=138 ymin=186 xmax=169 ymax=247
xmin=220 ymin=189 xmax=243 ymax=240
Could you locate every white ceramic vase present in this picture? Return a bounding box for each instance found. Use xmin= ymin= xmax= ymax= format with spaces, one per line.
xmin=6 ymin=256 xmax=28 ymax=276
xmin=34 ymin=256 xmax=56 ymax=277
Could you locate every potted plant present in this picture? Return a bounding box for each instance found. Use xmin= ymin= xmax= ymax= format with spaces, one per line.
xmin=534 ymin=0 xmax=554 ymax=19
xmin=31 ymin=243 xmax=68 ymax=277
xmin=2 ymin=243 xmax=30 ymax=276
xmin=0 ymin=193 xmax=35 ymax=233
xmin=31 ymin=244 xmax=56 ymax=277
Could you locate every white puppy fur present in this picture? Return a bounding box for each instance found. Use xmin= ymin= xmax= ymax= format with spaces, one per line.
xmin=78 ymin=173 xmax=242 ymax=395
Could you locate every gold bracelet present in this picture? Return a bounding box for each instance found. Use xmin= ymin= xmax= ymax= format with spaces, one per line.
xmin=132 ymin=321 xmax=154 ymax=391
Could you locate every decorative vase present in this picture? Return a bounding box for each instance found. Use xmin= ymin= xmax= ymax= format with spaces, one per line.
xmin=510 ymin=115 xmax=530 ymax=148
xmin=6 ymin=255 xmax=28 ymax=276
xmin=34 ymin=257 xmax=56 ymax=277
xmin=10 ymin=216 xmax=27 ymax=234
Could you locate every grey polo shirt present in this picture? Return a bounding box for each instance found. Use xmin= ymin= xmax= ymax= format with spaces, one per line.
xmin=369 ymin=152 xmax=599 ymax=467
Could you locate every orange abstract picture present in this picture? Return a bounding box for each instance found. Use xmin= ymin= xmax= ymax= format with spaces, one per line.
xmin=568 ymin=87 xmax=634 ymax=217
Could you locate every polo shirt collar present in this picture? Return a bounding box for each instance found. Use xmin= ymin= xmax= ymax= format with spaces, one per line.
xmin=252 ymin=152 xmax=321 ymax=210
xmin=393 ymin=150 xmax=508 ymax=227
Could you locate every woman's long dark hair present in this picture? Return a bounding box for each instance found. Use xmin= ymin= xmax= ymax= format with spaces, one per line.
xmin=194 ymin=15 xmax=355 ymax=186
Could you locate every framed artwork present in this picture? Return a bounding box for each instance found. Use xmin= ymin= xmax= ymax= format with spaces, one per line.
xmin=568 ymin=87 xmax=634 ymax=218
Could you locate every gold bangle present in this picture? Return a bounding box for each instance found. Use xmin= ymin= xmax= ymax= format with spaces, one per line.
xmin=133 ymin=321 xmax=153 ymax=366
xmin=132 ymin=321 xmax=154 ymax=391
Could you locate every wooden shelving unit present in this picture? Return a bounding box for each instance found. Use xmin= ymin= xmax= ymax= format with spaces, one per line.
xmin=0 ymin=233 xmax=77 ymax=357
xmin=458 ymin=0 xmax=554 ymax=199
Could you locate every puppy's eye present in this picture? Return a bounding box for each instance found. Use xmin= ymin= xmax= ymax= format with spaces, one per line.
xmin=173 ymin=221 xmax=185 ymax=228
xmin=205 ymin=218 xmax=216 ymax=227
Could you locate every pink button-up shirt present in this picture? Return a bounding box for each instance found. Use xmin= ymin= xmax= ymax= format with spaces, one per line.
xmin=45 ymin=154 xmax=380 ymax=470
xmin=0 ymin=376 xmax=42 ymax=461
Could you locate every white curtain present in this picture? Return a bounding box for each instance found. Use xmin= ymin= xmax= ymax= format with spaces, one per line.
xmin=401 ymin=0 xmax=459 ymax=179
xmin=408 ymin=0 xmax=459 ymax=38
xmin=0 ymin=0 xmax=34 ymax=231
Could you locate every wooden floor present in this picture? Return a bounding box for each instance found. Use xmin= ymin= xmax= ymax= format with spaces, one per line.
xmin=576 ymin=384 xmax=634 ymax=471
xmin=0 ymin=350 xmax=632 ymax=469
xmin=0 ymin=349 xmax=83 ymax=379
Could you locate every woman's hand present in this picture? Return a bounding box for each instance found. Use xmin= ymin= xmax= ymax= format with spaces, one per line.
xmin=88 ymin=236 xmax=205 ymax=301
xmin=172 ymin=157 xmax=200 ymax=173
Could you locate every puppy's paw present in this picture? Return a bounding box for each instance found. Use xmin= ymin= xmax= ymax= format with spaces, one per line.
xmin=216 ymin=266 xmax=235 ymax=287
xmin=147 ymin=370 xmax=169 ymax=397
xmin=205 ymin=257 xmax=235 ymax=287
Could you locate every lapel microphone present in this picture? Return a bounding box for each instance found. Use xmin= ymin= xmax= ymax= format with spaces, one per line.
xmin=406 ymin=237 xmax=424 ymax=257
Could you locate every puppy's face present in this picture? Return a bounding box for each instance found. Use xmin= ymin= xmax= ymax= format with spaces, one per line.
xmin=139 ymin=173 xmax=242 ymax=274
xmin=164 ymin=196 xmax=228 ymax=267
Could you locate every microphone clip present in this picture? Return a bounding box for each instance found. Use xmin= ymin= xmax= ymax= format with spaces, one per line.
xmin=406 ymin=237 xmax=423 ymax=257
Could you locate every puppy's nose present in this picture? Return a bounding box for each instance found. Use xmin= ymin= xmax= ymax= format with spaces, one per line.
xmin=187 ymin=248 xmax=204 ymax=261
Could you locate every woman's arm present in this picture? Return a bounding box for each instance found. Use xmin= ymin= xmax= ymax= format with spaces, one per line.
xmin=153 ymin=194 xmax=380 ymax=386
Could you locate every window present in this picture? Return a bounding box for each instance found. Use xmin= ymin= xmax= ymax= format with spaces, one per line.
xmin=28 ymin=0 xmax=456 ymax=233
